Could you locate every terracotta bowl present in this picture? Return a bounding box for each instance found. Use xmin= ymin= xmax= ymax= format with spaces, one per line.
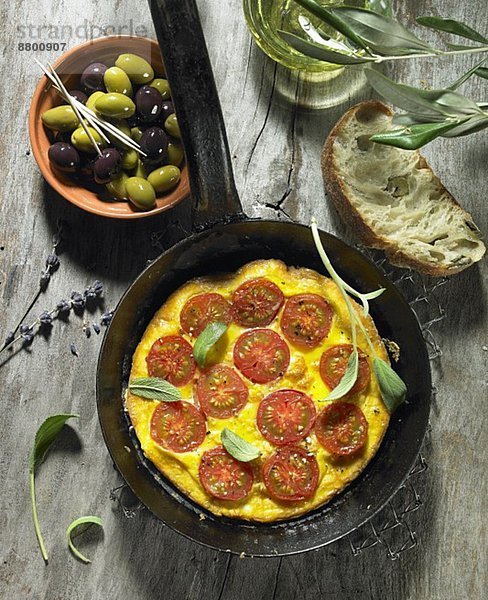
xmin=29 ymin=36 xmax=190 ymax=219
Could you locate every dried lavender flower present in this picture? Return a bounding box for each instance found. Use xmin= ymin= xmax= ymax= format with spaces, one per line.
xmin=56 ymin=299 xmax=70 ymax=313
xmin=21 ymin=325 xmax=34 ymax=345
xmin=22 ymin=332 xmax=34 ymax=345
xmin=70 ymin=343 xmax=79 ymax=357
xmin=83 ymin=323 xmax=91 ymax=338
xmin=84 ymin=280 xmax=104 ymax=299
xmin=39 ymin=311 xmax=53 ymax=326
xmin=93 ymin=280 xmax=103 ymax=295
xmin=46 ymin=253 xmax=60 ymax=269
xmin=40 ymin=271 xmax=51 ymax=287
xmin=92 ymin=322 xmax=101 ymax=335
xmin=100 ymin=311 xmax=113 ymax=326
xmin=70 ymin=291 xmax=85 ymax=310
xmin=4 ymin=331 xmax=15 ymax=346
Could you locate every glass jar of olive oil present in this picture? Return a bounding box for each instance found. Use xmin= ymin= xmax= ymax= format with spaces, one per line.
xmin=243 ymin=0 xmax=387 ymax=108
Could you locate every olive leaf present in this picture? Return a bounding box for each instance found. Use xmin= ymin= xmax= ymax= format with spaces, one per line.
xmin=66 ymin=516 xmax=103 ymax=564
xmin=368 ymin=0 xmax=392 ymax=18
xmin=294 ymin=0 xmax=433 ymax=55
xmin=416 ymin=16 xmax=488 ymax=45
xmin=366 ymin=70 xmax=483 ymax=118
xmin=448 ymin=58 xmax=488 ymax=90
xmin=324 ymin=348 xmax=359 ymax=401
xmin=128 ymin=377 xmax=181 ymax=402
xmin=373 ymin=358 xmax=407 ymax=413
xmin=30 ymin=413 xmax=79 ymax=563
xmin=370 ymin=120 xmax=465 ymax=150
xmin=294 ymin=0 xmax=372 ymax=52
xmin=333 ymin=7 xmax=434 ymax=55
xmin=279 ymin=31 xmax=372 ymax=65
xmin=475 ymin=66 xmax=488 ymax=80
xmin=221 ymin=428 xmax=261 ymax=462
xmin=193 ymin=322 xmax=228 ymax=368
xmin=442 ymin=114 xmax=488 ymax=137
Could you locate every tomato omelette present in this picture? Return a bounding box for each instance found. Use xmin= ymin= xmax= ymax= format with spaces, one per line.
xmin=126 ymin=259 xmax=390 ymax=522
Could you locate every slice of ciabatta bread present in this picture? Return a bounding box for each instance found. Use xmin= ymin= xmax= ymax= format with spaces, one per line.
xmin=321 ymin=101 xmax=485 ymax=276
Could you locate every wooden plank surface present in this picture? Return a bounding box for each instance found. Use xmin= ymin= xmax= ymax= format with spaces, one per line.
xmin=0 ymin=0 xmax=486 ymax=598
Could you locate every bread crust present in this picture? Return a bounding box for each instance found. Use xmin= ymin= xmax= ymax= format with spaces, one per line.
xmin=321 ymin=101 xmax=485 ymax=277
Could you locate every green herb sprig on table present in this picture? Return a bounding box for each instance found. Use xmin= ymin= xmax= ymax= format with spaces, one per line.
xmin=30 ymin=414 xmax=78 ymax=563
xmin=66 ymin=516 xmax=104 ymax=564
xmin=310 ymin=219 xmax=407 ymax=413
xmin=280 ymin=0 xmax=488 ymax=67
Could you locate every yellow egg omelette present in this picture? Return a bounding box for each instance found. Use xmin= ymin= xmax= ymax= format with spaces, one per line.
xmin=126 ymin=259 xmax=390 ymax=522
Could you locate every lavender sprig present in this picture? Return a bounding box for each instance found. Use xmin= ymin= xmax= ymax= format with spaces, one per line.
xmin=1 ymin=222 xmax=63 ymax=350
xmin=0 ymin=280 xmax=106 ymax=357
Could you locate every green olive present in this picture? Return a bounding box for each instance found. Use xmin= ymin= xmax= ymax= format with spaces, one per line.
xmin=121 ymin=148 xmax=138 ymax=170
xmin=164 ymin=113 xmax=180 ymax=138
xmin=130 ymin=126 xmax=145 ymax=143
xmin=108 ymin=120 xmax=131 ymax=148
xmin=94 ymin=93 xmax=136 ymax=119
xmin=106 ymin=171 xmax=129 ymax=200
xmin=41 ymin=105 xmax=79 ymax=132
xmin=104 ymin=66 xmax=133 ymax=97
xmin=150 ymin=78 xmax=171 ymax=100
xmin=115 ymin=53 xmax=154 ymax=85
xmin=85 ymin=91 xmax=105 ymax=114
xmin=167 ymin=140 xmax=184 ymax=166
xmin=71 ymin=126 xmax=105 ymax=153
xmin=132 ymin=158 xmax=147 ymax=179
xmin=126 ymin=177 xmax=156 ymax=210
xmin=147 ymin=165 xmax=181 ymax=193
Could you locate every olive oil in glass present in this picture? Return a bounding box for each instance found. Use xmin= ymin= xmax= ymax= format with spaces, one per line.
xmin=243 ymin=0 xmax=383 ymax=108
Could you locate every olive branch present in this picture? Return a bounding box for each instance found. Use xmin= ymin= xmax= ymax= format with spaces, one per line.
xmin=280 ymin=0 xmax=488 ymax=148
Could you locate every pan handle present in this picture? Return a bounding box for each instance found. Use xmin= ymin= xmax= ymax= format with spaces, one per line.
xmin=148 ymin=0 xmax=244 ymax=229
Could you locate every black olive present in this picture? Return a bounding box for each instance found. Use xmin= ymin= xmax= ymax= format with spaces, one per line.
xmin=160 ymin=101 xmax=175 ymax=122
xmin=80 ymin=62 xmax=107 ymax=94
xmin=68 ymin=89 xmax=88 ymax=105
xmin=139 ymin=126 xmax=168 ymax=162
xmin=92 ymin=147 xmax=122 ymax=184
xmin=48 ymin=142 xmax=80 ymax=173
xmin=135 ymin=85 xmax=163 ymax=122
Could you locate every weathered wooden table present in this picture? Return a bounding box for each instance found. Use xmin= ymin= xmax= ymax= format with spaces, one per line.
xmin=1 ymin=0 xmax=486 ymax=598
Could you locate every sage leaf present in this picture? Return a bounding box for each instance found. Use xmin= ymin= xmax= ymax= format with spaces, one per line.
xmin=221 ymin=428 xmax=261 ymax=462
xmin=373 ymin=358 xmax=407 ymax=413
xmin=30 ymin=413 xmax=79 ymax=563
xmin=334 ymin=7 xmax=434 ymax=55
xmin=279 ymin=31 xmax=371 ymax=65
xmin=129 ymin=377 xmax=181 ymax=402
xmin=193 ymin=322 xmax=228 ymax=368
xmin=66 ymin=516 xmax=103 ymax=564
xmin=325 ymin=348 xmax=359 ymax=401
xmin=416 ymin=16 xmax=488 ymax=45
xmin=370 ymin=120 xmax=464 ymax=150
